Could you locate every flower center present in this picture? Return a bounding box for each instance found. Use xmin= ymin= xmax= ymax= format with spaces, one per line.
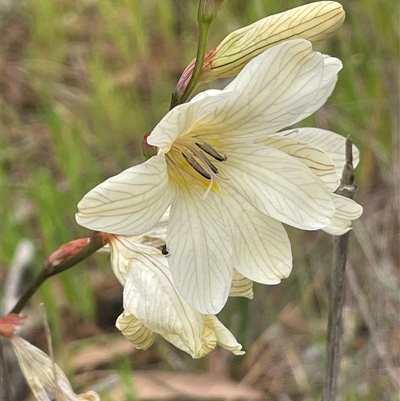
xmin=167 ymin=140 xmax=228 ymax=197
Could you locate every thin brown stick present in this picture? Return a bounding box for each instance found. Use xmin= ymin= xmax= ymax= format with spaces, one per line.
xmin=323 ymin=137 xmax=357 ymax=401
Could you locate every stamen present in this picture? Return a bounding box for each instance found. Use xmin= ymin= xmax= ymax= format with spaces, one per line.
xmin=196 ymin=151 xmax=219 ymax=174
xmin=196 ymin=142 xmax=227 ymax=162
xmin=182 ymin=152 xmax=211 ymax=180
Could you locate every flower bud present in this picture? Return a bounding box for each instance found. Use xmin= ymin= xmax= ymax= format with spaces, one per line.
xmin=177 ymin=1 xmax=345 ymax=93
xmin=0 ymin=314 xmax=24 ymax=338
xmin=198 ymin=0 xmax=226 ymax=23
xmin=46 ymin=238 xmax=90 ymax=270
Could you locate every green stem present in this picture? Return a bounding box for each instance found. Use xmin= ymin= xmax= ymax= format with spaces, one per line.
xmin=9 ymin=233 xmax=104 ymax=315
xmin=170 ymin=11 xmax=212 ymax=108
xmin=323 ymin=137 xmax=357 ymax=401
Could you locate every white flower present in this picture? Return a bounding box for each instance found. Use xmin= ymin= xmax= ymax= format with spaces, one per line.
xmin=77 ymin=39 xmax=362 ymax=314
xmin=10 ymin=335 xmax=99 ymax=401
xmin=108 ymin=234 xmax=246 ymax=358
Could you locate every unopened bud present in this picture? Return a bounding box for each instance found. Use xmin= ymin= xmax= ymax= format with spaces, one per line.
xmin=46 ymin=238 xmax=90 ymax=270
xmin=198 ymin=0 xmax=226 ymax=23
xmin=177 ymin=1 xmax=345 ymax=93
xmin=0 ymin=314 xmax=24 ymax=338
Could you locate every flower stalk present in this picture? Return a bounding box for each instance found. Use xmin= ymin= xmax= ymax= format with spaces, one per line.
xmin=170 ymin=0 xmax=218 ymax=108
xmin=9 ymin=232 xmax=105 ymax=315
xmin=323 ymin=137 xmax=357 ymax=401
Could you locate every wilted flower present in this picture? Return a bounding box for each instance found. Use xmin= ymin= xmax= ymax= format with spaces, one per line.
xmin=177 ymin=1 xmax=345 ymax=94
xmin=107 ymin=230 xmax=247 ymax=358
xmin=0 ymin=314 xmax=100 ymax=401
xmin=77 ymin=39 xmax=362 ymax=314
xmin=11 ymin=336 xmax=100 ymax=401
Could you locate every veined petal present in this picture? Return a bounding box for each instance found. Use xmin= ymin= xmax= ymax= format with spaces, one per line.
xmin=168 ymin=188 xmax=234 ymax=314
xmin=76 ymin=154 xmax=173 ymax=235
xmin=195 ymin=40 xmax=324 ymax=142
xmin=116 ymin=311 xmax=155 ymax=350
xmin=323 ymin=194 xmax=363 ymax=235
xmin=138 ymin=207 xmax=169 ymax=246
xmin=221 ymin=191 xmax=292 ymax=284
xmin=257 ymin=134 xmax=340 ymax=191
xmin=204 ymin=316 xmax=244 ymax=356
xmin=148 ymin=89 xmax=235 ymax=150
xmin=108 ymin=235 xmax=164 ymax=285
xmin=152 ymin=40 xmax=325 ymax=147
xmin=280 ymin=128 xmax=360 ymax=176
xmin=221 ymin=143 xmax=335 ymax=230
xmin=230 ymin=270 xmax=254 ymax=299
xmin=123 ymin=253 xmax=206 ymax=357
xmin=11 ymin=336 xmax=99 ymax=401
xmin=205 ymin=1 xmax=344 ymax=79
xmin=290 ymin=55 xmax=342 ymax=125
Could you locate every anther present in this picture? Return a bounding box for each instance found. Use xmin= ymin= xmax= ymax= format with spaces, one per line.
xmin=197 ymin=151 xmax=219 ymax=174
xmin=196 ymin=143 xmax=227 ymax=162
xmin=182 ymin=152 xmax=211 ymax=180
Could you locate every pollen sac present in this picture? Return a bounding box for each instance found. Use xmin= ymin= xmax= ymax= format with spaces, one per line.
xmin=182 ymin=152 xmax=212 ymax=179
xmin=181 ymin=143 xmax=227 ymax=180
xmin=196 ymin=142 xmax=227 ymax=161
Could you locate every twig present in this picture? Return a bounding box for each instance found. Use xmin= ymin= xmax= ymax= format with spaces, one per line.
xmin=323 ymin=137 xmax=357 ymax=401
xmin=9 ymin=232 xmax=105 ymax=315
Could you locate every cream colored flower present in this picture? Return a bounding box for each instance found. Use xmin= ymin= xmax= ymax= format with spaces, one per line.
xmin=10 ymin=335 xmax=99 ymax=401
xmin=177 ymin=1 xmax=345 ymax=93
xmin=77 ymin=39 xmax=362 ymax=314
xmin=108 ymin=234 xmax=246 ymax=358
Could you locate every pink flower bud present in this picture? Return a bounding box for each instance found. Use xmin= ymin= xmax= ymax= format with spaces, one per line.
xmin=46 ymin=238 xmax=90 ymax=270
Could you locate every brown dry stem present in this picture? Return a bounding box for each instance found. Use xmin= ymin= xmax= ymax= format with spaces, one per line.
xmin=323 ymin=137 xmax=357 ymax=401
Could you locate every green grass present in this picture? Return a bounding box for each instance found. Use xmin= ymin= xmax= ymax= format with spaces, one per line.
xmin=2 ymin=0 xmax=398 ymax=399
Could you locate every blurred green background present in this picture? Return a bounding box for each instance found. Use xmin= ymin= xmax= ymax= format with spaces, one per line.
xmin=1 ymin=0 xmax=399 ymax=400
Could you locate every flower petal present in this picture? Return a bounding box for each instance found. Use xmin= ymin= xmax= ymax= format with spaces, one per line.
xmin=200 ymin=39 xmax=325 ymax=141
xmin=167 ymin=188 xmax=234 ymax=314
xmin=230 ymin=270 xmax=254 ymax=299
xmin=279 ymin=128 xmax=360 ymax=176
xmin=290 ymin=55 xmax=342 ymax=124
xmin=151 ymin=40 xmax=325 ymax=148
xmin=123 ymin=253 xmax=207 ymax=358
xmin=148 ymin=89 xmax=235 ymax=150
xmin=204 ymin=316 xmax=245 ymax=356
xmin=256 ymin=134 xmax=340 ymax=191
xmin=221 ymin=191 xmax=292 ymax=284
xmin=221 ymin=143 xmax=335 ymax=230
xmin=116 ymin=311 xmax=155 ymax=350
xmin=76 ymin=154 xmax=173 ymax=235
xmin=323 ymin=194 xmax=363 ymax=235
